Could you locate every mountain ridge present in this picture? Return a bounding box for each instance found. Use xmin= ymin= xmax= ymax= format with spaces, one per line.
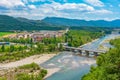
xmin=0 ymin=15 xmax=64 ymax=31
xmin=42 ymin=17 xmax=120 ymax=27
xmin=0 ymin=15 xmax=120 ymax=31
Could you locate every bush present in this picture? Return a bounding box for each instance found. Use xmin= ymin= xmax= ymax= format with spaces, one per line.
xmin=19 ymin=63 xmax=40 ymax=70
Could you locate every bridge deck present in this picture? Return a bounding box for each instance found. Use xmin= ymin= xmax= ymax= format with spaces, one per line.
xmin=64 ymin=46 xmax=106 ymax=53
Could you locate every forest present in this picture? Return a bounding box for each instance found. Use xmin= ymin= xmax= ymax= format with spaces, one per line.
xmin=65 ymin=30 xmax=104 ymax=47
xmin=82 ymin=38 xmax=120 ymax=80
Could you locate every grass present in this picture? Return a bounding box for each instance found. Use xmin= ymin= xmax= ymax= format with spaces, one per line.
xmin=0 ymin=63 xmax=47 ymax=80
xmin=0 ymin=77 xmax=6 ymax=80
xmin=19 ymin=62 xmax=40 ymax=69
xmin=0 ymin=32 xmax=14 ymax=37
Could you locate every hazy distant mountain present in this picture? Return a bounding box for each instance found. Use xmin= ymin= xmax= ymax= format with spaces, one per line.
xmin=0 ymin=15 xmax=120 ymax=31
xmin=42 ymin=17 xmax=120 ymax=27
xmin=0 ymin=15 xmax=64 ymax=31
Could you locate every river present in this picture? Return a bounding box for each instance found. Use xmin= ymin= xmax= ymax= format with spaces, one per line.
xmin=40 ymin=34 xmax=120 ymax=80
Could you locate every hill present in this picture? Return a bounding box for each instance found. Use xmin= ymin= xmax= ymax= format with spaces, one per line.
xmin=0 ymin=15 xmax=64 ymax=31
xmin=42 ymin=17 xmax=120 ymax=27
xmin=0 ymin=15 xmax=120 ymax=31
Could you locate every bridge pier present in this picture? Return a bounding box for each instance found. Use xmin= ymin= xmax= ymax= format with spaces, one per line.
xmin=71 ymin=49 xmax=75 ymax=52
xmin=94 ymin=52 xmax=98 ymax=57
xmin=85 ymin=51 xmax=89 ymax=57
xmin=65 ymin=48 xmax=71 ymax=51
xmin=78 ymin=50 xmax=82 ymax=55
xmin=64 ymin=47 xmax=105 ymax=57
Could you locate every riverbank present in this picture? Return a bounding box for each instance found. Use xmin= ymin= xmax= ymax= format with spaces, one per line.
xmin=44 ymin=68 xmax=60 ymax=79
xmin=98 ymin=34 xmax=120 ymax=50
xmin=79 ymin=38 xmax=99 ymax=48
xmin=0 ymin=53 xmax=57 ymax=69
xmin=0 ymin=52 xmax=60 ymax=80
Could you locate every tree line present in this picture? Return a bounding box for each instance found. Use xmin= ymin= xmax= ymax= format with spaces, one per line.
xmin=0 ymin=37 xmax=64 ymax=62
xmin=65 ymin=30 xmax=104 ymax=47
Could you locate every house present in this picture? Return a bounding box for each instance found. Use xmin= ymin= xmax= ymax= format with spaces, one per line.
xmin=16 ymin=32 xmax=32 ymax=39
xmin=13 ymin=30 xmax=66 ymax=42
xmin=31 ymin=33 xmax=45 ymax=42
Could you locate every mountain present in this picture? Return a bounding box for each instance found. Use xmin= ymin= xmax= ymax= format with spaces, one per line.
xmin=42 ymin=17 xmax=120 ymax=27
xmin=0 ymin=15 xmax=64 ymax=31
xmin=0 ymin=15 xmax=120 ymax=31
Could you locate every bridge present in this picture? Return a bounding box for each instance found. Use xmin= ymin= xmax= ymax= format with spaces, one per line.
xmin=64 ymin=46 xmax=106 ymax=57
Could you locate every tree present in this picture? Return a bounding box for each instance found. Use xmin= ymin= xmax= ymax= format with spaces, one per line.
xmin=48 ymin=44 xmax=56 ymax=52
xmin=9 ymin=45 xmax=15 ymax=52
xmin=18 ymin=46 xmax=23 ymax=51
xmin=1 ymin=45 xmax=5 ymax=52
xmin=36 ymin=44 xmax=44 ymax=53
xmin=82 ymin=38 xmax=120 ymax=80
xmin=59 ymin=43 xmax=64 ymax=51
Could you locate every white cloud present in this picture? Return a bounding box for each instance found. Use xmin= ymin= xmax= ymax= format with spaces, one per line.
xmin=0 ymin=2 xmax=113 ymax=20
xmin=89 ymin=9 xmax=112 ymax=14
xmin=84 ymin=0 xmax=104 ymax=7
xmin=22 ymin=0 xmax=53 ymax=3
xmin=41 ymin=2 xmax=94 ymax=11
xmin=0 ymin=0 xmax=25 ymax=8
xmin=1 ymin=2 xmax=95 ymax=19
xmin=30 ymin=0 xmax=45 ymax=2
xmin=28 ymin=5 xmax=36 ymax=9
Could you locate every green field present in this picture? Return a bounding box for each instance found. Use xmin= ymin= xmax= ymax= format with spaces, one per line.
xmin=0 ymin=32 xmax=14 ymax=37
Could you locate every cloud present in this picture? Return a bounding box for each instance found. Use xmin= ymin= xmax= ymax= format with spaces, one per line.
xmin=88 ymin=9 xmax=112 ymax=14
xmin=29 ymin=0 xmax=46 ymax=2
xmin=0 ymin=2 xmax=113 ymax=20
xmin=28 ymin=5 xmax=36 ymax=9
xmin=0 ymin=2 xmax=95 ymax=19
xmin=84 ymin=0 xmax=104 ymax=7
xmin=0 ymin=0 xmax=25 ymax=8
xmin=22 ymin=0 xmax=53 ymax=3
xmin=41 ymin=2 xmax=94 ymax=12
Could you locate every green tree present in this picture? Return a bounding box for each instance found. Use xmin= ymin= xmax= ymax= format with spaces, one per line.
xmin=1 ymin=45 xmax=5 ymax=52
xmin=59 ymin=43 xmax=64 ymax=51
xmin=82 ymin=38 xmax=120 ymax=80
xmin=9 ymin=45 xmax=15 ymax=52
xmin=48 ymin=44 xmax=56 ymax=52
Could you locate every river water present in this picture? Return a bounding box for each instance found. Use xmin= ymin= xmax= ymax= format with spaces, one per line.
xmin=40 ymin=34 xmax=120 ymax=80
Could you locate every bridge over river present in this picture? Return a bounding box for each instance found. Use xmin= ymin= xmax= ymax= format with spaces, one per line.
xmin=64 ymin=46 xmax=106 ymax=57
xmin=64 ymin=33 xmax=120 ymax=57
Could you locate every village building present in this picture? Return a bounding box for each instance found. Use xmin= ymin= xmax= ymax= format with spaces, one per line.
xmin=14 ymin=29 xmax=69 ymax=42
xmin=16 ymin=32 xmax=32 ymax=39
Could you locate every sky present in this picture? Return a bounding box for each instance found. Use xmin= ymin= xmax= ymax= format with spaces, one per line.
xmin=0 ymin=0 xmax=120 ymax=20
